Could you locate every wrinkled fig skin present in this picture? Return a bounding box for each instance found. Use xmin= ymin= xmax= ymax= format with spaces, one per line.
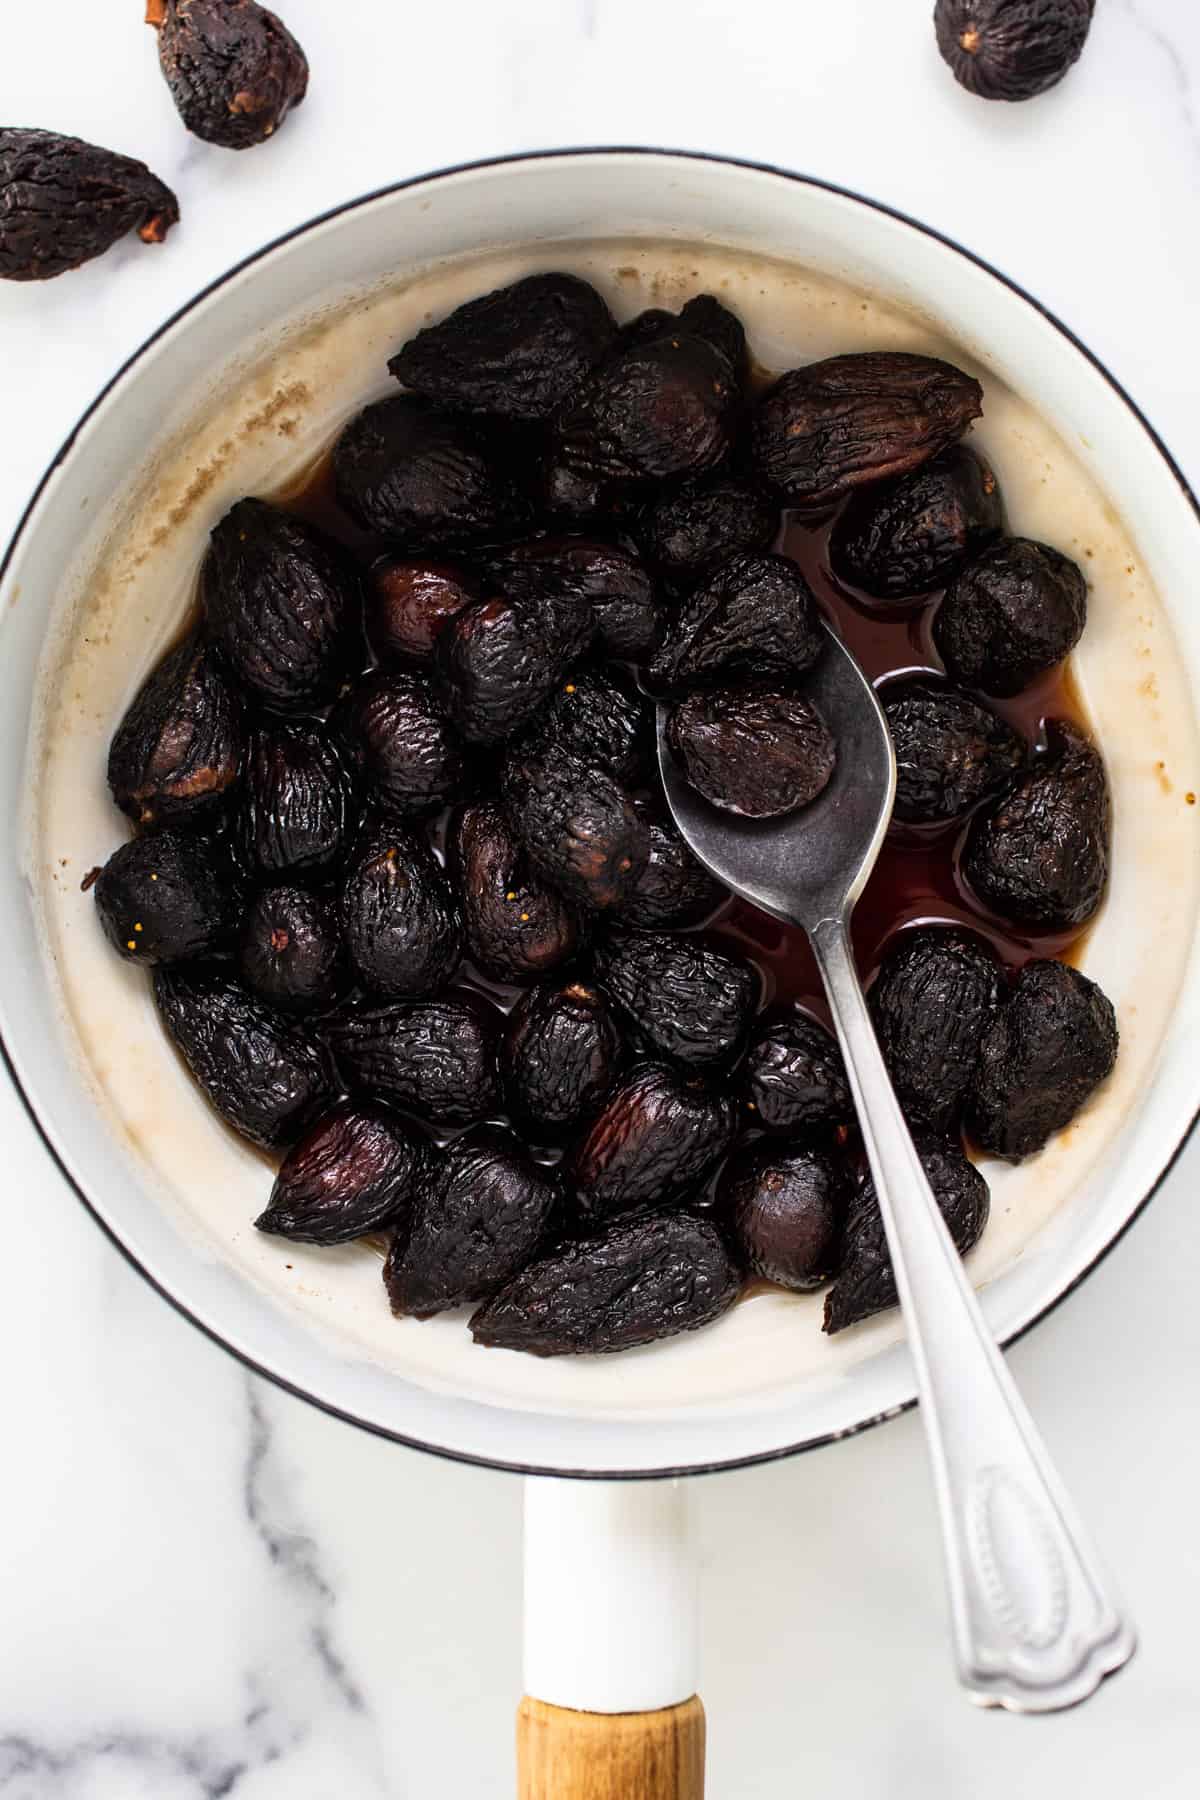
xmin=502 ymin=982 xmax=623 ymax=1137
xmin=636 ymin=479 xmax=777 ymax=586
xmin=470 ymin=1211 xmax=741 ymax=1357
xmin=152 ymin=0 xmax=308 ymax=149
xmin=501 ymin=749 xmax=649 ymax=912
xmin=0 ymin=128 xmax=179 ymax=281
xmin=668 ymin=683 xmax=837 ymax=819
xmin=94 ymin=828 xmax=240 ymax=965
xmin=621 ymin=810 xmax=727 ymax=930
xmin=967 ymin=959 xmax=1118 ymax=1160
xmin=521 ymin=668 xmax=652 ymax=786
xmin=238 ymin=721 xmax=355 ymax=879
xmin=332 ymin=396 xmax=526 ymax=549
xmin=384 ymin=1127 xmax=559 ymax=1318
xmin=749 ymin=352 xmax=984 ymax=509
xmin=539 ymin=455 xmax=611 ymax=522
xmin=934 ymin=536 xmax=1088 ymax=696
xmin=153 ymin=963 xmax=334 ymax=1150
xmin=336 ymin=669 xmax=467 ymax=815
xmin=436 ymin=592 xmax=594 ymax=746
xmin=108 ymin=635 xmax=244 ymax=827
xmin=366 ymin=559 xmax=477 ymax=667
xmin=389 ymin=272 xmax=616 ymax=421
xmin=595 ymin=931 xmax=759 ymax=1072
xmin=239 ymin=885 xmax=344 ymax=1015
xmin=572 ymin=1064 xmax=738 ymax=1222
xmin=935 ymin=0 xmax=1094 ymax=102
xmin=829 ymin=445 xmax=1004 ymax=599
xmin=742 ymin=1011 xmax=851 ymax=1137
xmin=883 ymin=677 xmax=1026 ymax=825
xmin=647 ymin=552 xmax=824 ymax=695
xmin=962 ymin=719 xmax=1110 ymax=930
xmin=870 ymin=928 xmax=1003 ymax=1135
xmin=202 ymin=499 xmax=360 ymax=711
xmin=554 ymin=331 xmax=738 ymax=489
xmin=824 ymin=1142 xmax=990 ymax=1333
xmin=446 ymin=802 xmax=585 ymax=984
xmin=723 ymin=1143 xmax=845 ymax=1289
xmin=618 ymin=308 xmax=678 ymax=350
xmin=324 ymin=994 xmax=501 ymax=1127
xmin=677 ymin=294 xmax=751 ymax=389
xmin=256 ymin=1102 xmax=424 ymax=1246
xmin=338 ymin=823 xmax=462 ymax=999
xmin=483 ymin=536 xmax=661 ymax=662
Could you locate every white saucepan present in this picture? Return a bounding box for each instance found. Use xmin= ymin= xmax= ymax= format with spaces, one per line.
xmin=3 ymin=152 xmax=1198 ymax=1795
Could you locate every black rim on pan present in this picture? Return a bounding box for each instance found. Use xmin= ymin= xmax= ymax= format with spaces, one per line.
xmin=2 ymin=148 xmax=1197 ymax=1481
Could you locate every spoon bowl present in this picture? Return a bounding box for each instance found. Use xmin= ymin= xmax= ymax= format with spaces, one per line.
xmin=655 ymin=622 xmax=895 ymax=931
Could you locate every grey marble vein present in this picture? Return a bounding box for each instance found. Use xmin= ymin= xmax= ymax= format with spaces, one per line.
xmin=1120 ymin=0 xmax=1200 ymax=151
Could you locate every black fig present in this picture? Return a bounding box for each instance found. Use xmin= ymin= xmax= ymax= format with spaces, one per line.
xmin=365 ymin=558 xmax=477 ymax=666
xmin=150 ymin=0 xmax=308 ymax=150
xmin=0 ymin=128 xmax=178 ymax=281
xmin=722 ymin=1142 xmax=845 ymax=1289
xmin=94 ymin=827 xmax=240 ymax=964
xmin=595 ymin=930 xmax=759 ymax=1071
xmin=201 ymin=499 xmax=359 ymax=711
xmin=870 ymin=928 xmax=1003 ymax=1135
xmin=636 ymin=477 xmax=777 ymax=586
xmin=324 ymin=993 xmax=502 ymax=1127
xmin=435 ymin=590 xmax=594 ymax=746
xmin=154 ymin=962 xmax=334 ymax=1149
xmin=829 ymin=445 xmax=1004 ymax=599
xmin=554 ymin=330 xmax=738 ymax=488
xmin=483 ymin=535 xmax=661 ymax=662
xmin=471 ymin=1212 xmax=741 ymax=1356
xmin=501 ymin=748 xmax=649 ymax=912
xmin=108 ymin=634 xmax=243 ymax=827
xmin=332 ymin=396 xmax=526 ymax=549
xmin=384 ymin=1127 xmax=559 ymax=1318
xmin=389 ymin=272 xmax=616 ymax=420
xmin=742 ymin=1011 xmax=851 ymax=1137
xmin=935 ymin=0 xmax=1094 ymax=102
xmin=934 ymin=536 xmax=1088 ymax=696
xmin=239 ymin=885 xmax=344 ymax=1015
xmin=502 ymin=982 xmax=623 ymax=1137
xmin=572 ymin=1064 xmax=738 ymax=1223
xmin=238 ymin=720 xmax=355 ymax=879
xmin=647 ymin=552 xmax=824 ymax=695
xmin=335 ymin=669 xmax=467 ymax=816
xmin=338 ymin=822 xmax=462 ymax=998
xmin=668 ymin=682 xmax=836 ymax=819
xmin=446 ymin=802 xmax=586 ymax=984
xmin=882 ymin=677 xmax=1026 ymax=824
xmin=256 ymin=1101 xmax=424 ymax=1245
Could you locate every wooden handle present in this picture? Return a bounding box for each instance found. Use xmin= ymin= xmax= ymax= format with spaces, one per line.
xmin=517 ymin=1695 xmax=705 ymax=1800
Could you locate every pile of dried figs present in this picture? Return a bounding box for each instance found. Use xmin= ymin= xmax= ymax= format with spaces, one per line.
xmin=92 ymin=271 xmax=1118 ymax=1356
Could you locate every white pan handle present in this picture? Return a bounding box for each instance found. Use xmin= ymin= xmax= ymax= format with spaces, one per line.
xmin=518 ymin=1478 xmax=705 ymax=1799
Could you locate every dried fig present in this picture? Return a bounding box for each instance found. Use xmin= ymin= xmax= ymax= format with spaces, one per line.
xmin=668 ymin=682 xmax=836 ymax=819
xmin=647 ymin=552 xmax=824 ymax=695
xmin=595 ymin=930 xmax=758 ymax=1072
xmin=882 ymin=677 xmax=1026 ymax=824
xmin=722 ymin=1142 xmax=846 ymax=1289
xmin=0 ymin=128 xmax=177 ymax=280
xmin=256 ymin=1101 xmax=424 ymax=1245
xmin=553 ymin=330 xmax=738 ymax=488
xmin=749 ymin=351 xmax=983 ymax=509
xmin=94 ymin=827 xmax=240 ymax=964
xmin=384 ymin=1126 xmax=559 ymax=1318
xmin=335 ymin=669 xmax=467 ymax=815
xmin=635 ymin=477 xmax=777 ymax=586
xmin=502 ymin=982 xmax=623 ymax=1137
xmin=869 ymin=928 xmax=1003 ymax=1134
xmin=150 ymin=0 xmax=308 ymax=149
xmin=471 ymin=1212 xmax=740 ymax=1355
xmin=829 ymin=445 xmax=1004 ymax=598
xmin=521 ymin=667 xmax=652 ymax=786
xmin=967 ymin=958 xmax=1117 ymax=1159
xmin=621 ymin=807 xmax=726 ymax=930
xmin=824 ymin=1142 xmax=990 ymax=1333
xmin=934 ymin=536 xmax=1088 ymax=696
xmin=338 ymin=822 xmax=462 ymax=998
xmin=389 ymin=272 xmax=616 ymax=420
xmin=153 ymin=962 xmax=334 ymax=1149
xmin=324 ymin=993 xmax=501 ymax=1127
xmin=935 ymin=0 xmax=1094 ymax=102
xmin=483 ymin=535 xmax=661 ymax=662
xmin=237 ymin=721 xmax=355 ymax=879
xmin=332 ymin=396 xmax=526 ymax=549
xmin=108 ymin=634 xmax=243 ymax=827
xmin=446 ymin=802 xmax=585 ymax=984
xmin=501 ymin=748 xmax=649 ymax=912
xmin=366 ymin=558 xmax=477 ymax=666
xmin=571 ymin=1064 xmax=738 ymax=1223
xmin=961 ymin=719 xmax=1110 ymax=930
xmin=239 ymin=885 xmax=344 ymax=1015
xmin=742 ymin=1011 xmax=851 ymax=1137
xmin=201 ymin=499 xmax=360 ymax=711
xmin=435 ymin=590 xmax=594 ymax=746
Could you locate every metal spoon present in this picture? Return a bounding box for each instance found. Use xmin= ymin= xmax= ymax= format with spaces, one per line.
xmin=656 ymin=624 xmax=1136 ymax=1712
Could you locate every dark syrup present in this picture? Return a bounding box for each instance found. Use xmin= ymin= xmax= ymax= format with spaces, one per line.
xmin=275 ymin=450 xmax=1090 ymax=1040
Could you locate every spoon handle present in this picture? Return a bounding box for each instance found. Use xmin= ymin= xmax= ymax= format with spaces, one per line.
xmin=811 ymin=914 xmax=1136 ymax=1712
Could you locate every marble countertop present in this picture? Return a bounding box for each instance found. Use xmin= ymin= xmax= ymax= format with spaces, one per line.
xmin=2 ymin=3 xmax=1199 ymax=1794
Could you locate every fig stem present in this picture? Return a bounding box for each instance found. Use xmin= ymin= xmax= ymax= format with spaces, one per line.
xmin=138 ymin=214 xmax=171 ymax=245
xmin=960 ymin=27 xmax=981 ymax=54
xmin=145 ymin=0 xmax=166 ymax=26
